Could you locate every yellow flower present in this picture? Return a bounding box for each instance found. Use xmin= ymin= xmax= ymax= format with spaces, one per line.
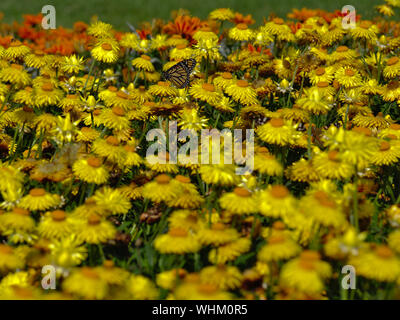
xmin=258 ymin=230 xmax=301 ymax=262
xmin=33 ymin=82 xmax=64 ymax=107
xmin=61 ymin=54 xmax=86 ymax=74
xmin=258 ymin=185 xmax=296 ymax=218
xmin=229 ymin=24 xmax=255 ymax=41
xmin=0 ymin=245 xmax=24 ymax=274
xmin=127 ymin=275 xmax=159 ymax=300
xmin=148 ymin=81 xmax=178 ymax=97
xmin=49 ymin=235 xmax=88 ymax=268
xmin=371 ymin=140 xmax=400 ymax=166
xmin=350 ymin=21 xmax=378 ymax=42
xmin=98 ymin=106 xmax=130 ymax=130
xmin=383 ymin=56 xmax=400 ymax=79
xmin=131 ymin=54 xmax=155 ymax=72
xmin=225 ymin=80 xmax=258 ymax=105
xmin=200 ymin=264 xmax=242 ymax=290
xmin=208 ymin=237 xmax=251 ymax=264
xmin=256 ymin=118 xmax=297 ymax=146
xmin=19 ymin=188 xmax=61 ymax=211
xmin=280 ymin=251 xmax=332 ymax=294
xmin=93 ymin=186 xmax=131 ymax=215
xmin=219 ymin=187 xmax=258 ymax=215
xmin=154 ymin=227 xmax=201 ymax=254
xmin=189 ymin=82 xmax=223 ymax=105
xmin=197 ymin=223 xmax=239 ymax=246
xmin=63 ymin=267 xmax=109 ymax=299
xmin=87 ymin=21 xmax=113 ymax=38
xmin=75 ymin=213 xmax=116 ymax=244
xmin=3 ymin=41 xmax=31 ymax=61
xmin=0 ymin=64 xmax=31 ymax=88
xmin=296 ymin=87 xmax=331 ymax=114
xmin=37 ymin=210 xmax=76 ymax=240
xmin=209 ymin=8 xmax=235 ymax=21
xmin=73 ymin=157 xmax=109 ymax=184
xmin=91 ymin=40 xmax=119 ymax=64
xmin=349 ymin=245 xmax=400 ymax=282
xmin=313 ymin=150 xmax=354 ymax=180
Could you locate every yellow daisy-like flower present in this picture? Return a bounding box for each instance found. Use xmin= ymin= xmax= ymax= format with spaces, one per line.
xmin=219 ymin=187 xmax=258 ymax=215
xmin=256 ymin=118 xmax=297 ymax=146
xmin=335 ymin=67 xmax=363 ymax=88
xmin=142 ymin=174 xmax=180 ymax=203
xmin=213 ymin=72 xmax=236 ymax=91
xmin=131 ymin=54 xmax=155 ymax=72
xmin=93 ymin=186 xmax=131 ymax=215
xmin=98 ymin=106 xmax=130 ymax=130
xmin=87 ymin=21 xmax=113 ymax=38
xmin=33 ymin=82 xmax=64 ymax=107
xmin=3 ymin=41 xmax=31 ymax=61
xmin=19 ymin=188 xmax=61 ymax=211
xmin=197 ymin=222 xmax=239 ymax=246
xmin=376 ymin=4 xmax=395 ymax=16
xmin=49 ymin=235 xmax=88 ymax=268
xmin=0 ymin=64 xmax=31 ymax=88
xmin=0 ymin=244 xmax=24 ymax=273
xmin=75 ymin=213 xmax=116 ymax=244
xmin=349 ymin=245 xmax=400 ymax=282
xmin=262 ymin=18 xmax=295 ymax=42
xmin=92 ymin=136 xmax=127 ymax=166
xmin=209 ymin=8 xmax=235 ymax=21
xmin=350 ymin=21 xmax=378 ymax=42
xmin=309 ymin=66 xmax=334 ymax=85
xmin=258 ymin=231 xmax=301 ymax=262
xmin=148 ymin=81 xmax=178 ymax=97
xmin=76 ymin=127 xmax=100 ymax=143
xmin=91 ymin=40 xmax=119 ymax=64
xmin=208 ymin=237 xmax=251 ymax=264
xmin=286 ymin=158 xmax=320 ymax=183
xmin=37 ymin=210 xmax=76 ymax=240
xmin=383 ymin=56 xmax=400 ymax=79
xmin=61 ymin=54 xmax=86 ymax=74
xmin=199 ymin=164 xmax=241 ymax=186
xmin=169 ymin=44 xmax=194 ymax=60
xmin=258 ymin=185 xmax=296 ymax=218
xmin=200 ymin=264 xmax=242 ymax=290
xmin=225 ymin=80 xmax=258 ymax=105
xmin=72 ymin=157 xmax=109 ymax=184
xmin=253 ymin=149 xmax=283 ymax=176
xmin=189 ymin=83 xmax=223 ymax=105
xmin=154 ymin=227 xmax=201 ymax=254
xmin=63 ymin=267 xmax=109 ymax=299
xmin=127 ymin=274 xmax=159 ymax=300
xmin=24 ymin=50 xmax=50 ymax=69
xmin=300 ymin=190 xmax=347 ymax=229
xmin=279 ymin=251 xmax=332 ymax=294
xmin=371 ymin=140 xmax=400 ymax=166
xmin=229 ymin=24 xmax=255 ymax=41
xmin=313 ymin=150 xmax=354 ymax=180
xmin=174 ymin=275 xmax=232 ymax=300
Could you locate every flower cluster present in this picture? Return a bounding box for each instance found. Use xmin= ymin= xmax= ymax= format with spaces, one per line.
xmin=0 ymin=1 xmax=400 ymax=300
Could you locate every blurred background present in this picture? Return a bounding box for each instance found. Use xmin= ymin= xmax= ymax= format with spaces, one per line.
xmin=0 ymin=0 xmax=385 ymax=29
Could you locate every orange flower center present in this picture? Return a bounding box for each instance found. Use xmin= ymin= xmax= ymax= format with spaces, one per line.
xmin=375 ymin=246 xmax=394 ymax=259
xmin=198 ymin=283 xmax=218 ymax=294
xmin=336 ymin=46 xmax=349 ymax=52
xmin=270 ymin=185 xmax=289 ymax=198
xmin=81 ymin=267 xmax=99 ymax=278
xmin=88 ymin=213 xmax=101 ymax=225
xmin=273 ymin=221 xmax=286 ymax=230
xmin=328 ymin=150 xmax=339 ymax=161
xmin=101 ymin=43 xmax=112 ymax=51
xmin=155 ymin=174 xmax=171 ymax=184
xmin=317 ymin=81 xmax=329 ymax=88
xmin=268 ymin=234 xmax=285 ymax=244
xmin=141 ymin=54 xmax=151 ymax=61
xmin=41 ymin=82 xmax=54 ymax=91
xmin=13 ymin=207 xmax=29 ymax=215
xmin=104 ymin=260 xmax=114 ymax=268
xmin=389 ymin=123 xmax=400 ymax=130
xmin=67 ymin=94 xmax=77 ymax=99
xmin=10 ymin=41 xmax=22 ymax=47
xmin=51 ymin=210 xmax=66 ymax=221
xmin=175 ymin=175 xmax=190 ymax=183
xmin=345 ymin=69 xmax=355 ymax=77
xmin=387 ymin=56 xmax=399 ymax=66
xmin=112 ymin=106 xmax=125 ymax=116
xmin=29 ymin=188 xmax=46 ymax=197
xmin=169 ymin=228 xmax=188 ymax=237
xmin=176 ymin=44 xmax=187 ymax=49
xmin=300 ymin=250 xmax=320 ymax=261
xmin=158 ymin=81 xmax=170 ymax=87
xmin=315 ymin=67 xmax=326 ymax=76
xmin=269 ymin=118 xmax=284 ymax=128
xmin=123 ymin=145 xmax=136 ymax=152
xmin=116 ymin=91 xmax=129 ymax=99
xmin=202 ymin=83 xmax=215 ymax=92
xmin=106 ymin=136 xmax=119 ymax=146
xmin=360 ymin=21 xmax=371 ymax=29
xmin=108 ymin=86 xmax=118 ymax=92
xmin=0 ymin=245 xmax=12 ymax=254
xmin=273 ymin=18 xmax=284 ymax=25
xmin=236 ymin=23 xmax=248 ymax=30
xmin=352 ymin=127 xmax=372 ymax=136
xmin=233 ymin=187 xmax=251 ymax=197
xmin=11 ymin=63 xmax=23 ymax=70
xmin=212 ymin=222 xmax=226 ymax=231
xmin=221 ymin=72 xmax=233 ymax=80
xmin=380 ymin=141 xmax=391 ymax=151
xmin=87 ymin=157 xmax=102 ymax=168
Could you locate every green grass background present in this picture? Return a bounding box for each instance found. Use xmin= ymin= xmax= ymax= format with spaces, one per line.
xmin=0 ymin=0 xmax=386 ymax=30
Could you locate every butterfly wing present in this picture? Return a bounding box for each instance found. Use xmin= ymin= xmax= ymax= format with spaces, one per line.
xmin=163 ymin=59 xmax=196 ymax=89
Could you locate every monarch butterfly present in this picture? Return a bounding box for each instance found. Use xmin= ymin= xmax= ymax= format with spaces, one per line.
xmin=162 ymin=58 xmax=196 ymax=89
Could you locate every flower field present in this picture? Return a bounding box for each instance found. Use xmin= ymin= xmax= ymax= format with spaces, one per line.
xmin=0 ymin=0 xmax=400 ymax=300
